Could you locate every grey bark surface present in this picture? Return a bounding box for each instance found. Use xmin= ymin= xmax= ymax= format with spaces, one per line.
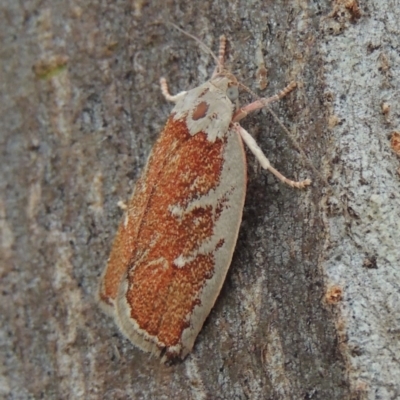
xmin=0 ymin=0 xmax=398 ymax=399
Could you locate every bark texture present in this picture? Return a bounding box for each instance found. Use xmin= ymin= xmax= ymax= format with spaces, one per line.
xmin=1 ymin=0 xmax=398 ymax=399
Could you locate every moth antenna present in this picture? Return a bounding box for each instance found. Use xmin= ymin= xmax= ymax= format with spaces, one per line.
xmin=166 ymin=21 xmax=223 ymax=72
xmin=238 ymin=81 xmax=329 ymax=187
xmin=265 ymin=105 xmax=330 ymax=187
xmin=262 ymin=88 xmax=355 ymax=236
xmin=238 ymin=81 xmax=260 ymax=99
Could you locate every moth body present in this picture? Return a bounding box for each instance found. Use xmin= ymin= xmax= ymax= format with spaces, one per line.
xmin=99 ymin=34 xmax=310 ymax=362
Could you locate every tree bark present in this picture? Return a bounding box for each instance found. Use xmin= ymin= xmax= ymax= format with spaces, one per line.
xmin=1 ymin=0 xmax=398 ymax=399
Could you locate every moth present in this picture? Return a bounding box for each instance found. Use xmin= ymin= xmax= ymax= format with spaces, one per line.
xmin=99 ymin=30 xmax=311 ymax=362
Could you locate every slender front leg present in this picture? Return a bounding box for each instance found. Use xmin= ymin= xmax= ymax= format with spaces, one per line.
xmin=233 ymin=123 xmax=311 ymax=189
xmin=159 ymin=78 xmax=187 ymax=103
xmin=233 ymin=81 xmax=297 ymax=122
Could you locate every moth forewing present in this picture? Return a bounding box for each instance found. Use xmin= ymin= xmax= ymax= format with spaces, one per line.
xmin=99 ymin=76 xmax=247 ymax=361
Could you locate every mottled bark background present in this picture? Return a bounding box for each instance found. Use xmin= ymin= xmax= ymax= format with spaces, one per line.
xmin=1 ymin=0 xmax=399 ymax=399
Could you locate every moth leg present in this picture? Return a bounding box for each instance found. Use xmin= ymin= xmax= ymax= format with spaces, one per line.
xmin=233 ymin=123 xmax=311 ymax=189
xmin=233 ymin=81 xmax=297 ymax=122
xmin=159 ymin=78 xmax=187 ymax=103
xmin=211 ymin=35 xmax=227 ymax=78
xmin=117 ymin=200 xmax=128 ymax=211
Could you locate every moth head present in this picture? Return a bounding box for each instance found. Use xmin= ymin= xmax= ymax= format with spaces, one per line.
xmin=222 ymin=72 xmax=239 ymax=103
xmin=226 ymin=83 xmax=239 ymax=102
xmin=210 ymin=72 xmax=239 ymax=107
